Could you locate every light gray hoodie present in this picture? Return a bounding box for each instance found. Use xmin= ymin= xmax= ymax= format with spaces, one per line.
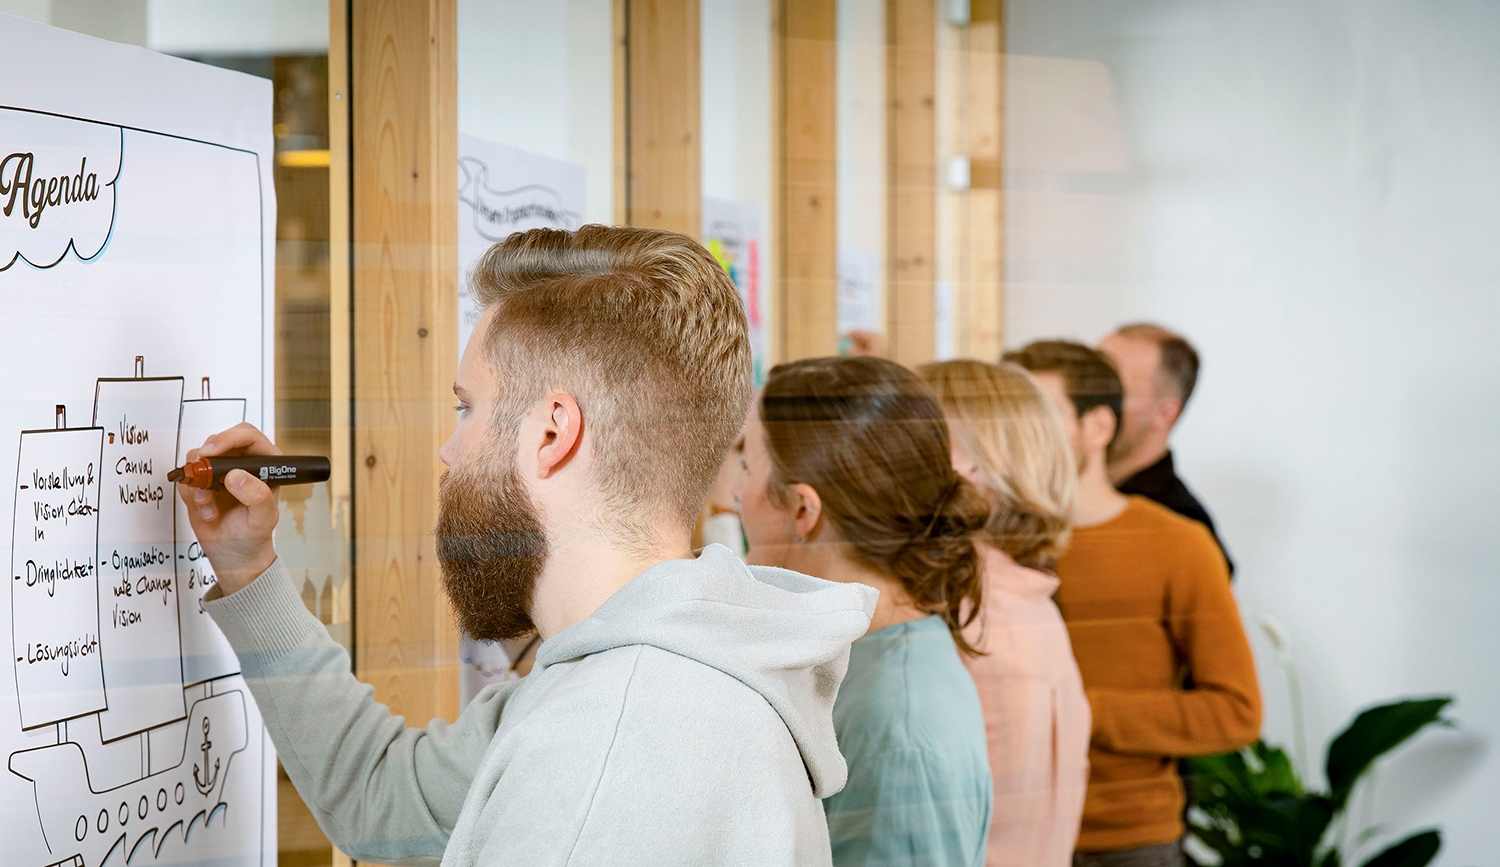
xmin=203 ymin=544 xmax=877 ymax=866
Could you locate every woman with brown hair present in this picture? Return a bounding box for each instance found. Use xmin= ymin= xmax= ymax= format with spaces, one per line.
xmin=733 ymin=355 xmax=993 ymax=867
xmin=919 ymin=359 xmax=1091 ymax=867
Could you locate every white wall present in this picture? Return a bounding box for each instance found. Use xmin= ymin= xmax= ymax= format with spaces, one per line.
xmin=0 ymin=0 xmax=327 ymax=52
xmin=1005 ymin=2 xmax=1500 ymax=863
xmin=457 ymin=0 xmax=614 ymax=225
xmin=701 ymin=0 xmax=772 ymax=209
xmin=148 ymin=0 xmax=326 ymax=55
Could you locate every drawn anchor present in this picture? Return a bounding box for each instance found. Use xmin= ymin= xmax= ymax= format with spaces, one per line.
xmin=193 ymin=716 xmax=219 ymax=797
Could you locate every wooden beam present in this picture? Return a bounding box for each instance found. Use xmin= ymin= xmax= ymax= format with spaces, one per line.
xmin=328 ymin=0 xmax=353 ymax=643
xmin=350 ymin=0 xmax=460 ymax=726
xmin=959 ymin=0 xmax=1005 ymax=358
xmin=613 ymin=0 xmax=629 ymax=225
xmin=776 ymin=0 xmax=838 ymax=362
xmin=327 ymin=3 xmax=355 ymax=865
xmin=625 ymin=0 xmax=701 ymax=235
xmin=887 ymin=0 xmax=938 ymax=366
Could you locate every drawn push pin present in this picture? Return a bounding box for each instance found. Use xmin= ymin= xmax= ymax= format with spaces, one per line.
xmin=201 ymin=376 xmax=211 ymax=399
xmin=135 ymin=355 xmax=144 ymax=378
xmin=55 ymin=404 xmax=65 ymax=430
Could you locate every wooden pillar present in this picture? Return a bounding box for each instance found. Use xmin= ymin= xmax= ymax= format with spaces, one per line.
xmin=887 ymin=0 xmax=938 ymax=365
xmin=349 ymin=0 xmax=460 ymax=726
xmin=776 ymin=0 xmax=839 ymax=362
xmin=959 ymin=0 xmax=1005 ymax=358
xmin=625 ymin=0 xmax=701 ymax=235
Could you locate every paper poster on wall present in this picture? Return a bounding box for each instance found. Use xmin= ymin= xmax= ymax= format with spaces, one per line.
xmin=703 ymin=198 xmax=767 ymax=384
xmin=0 ymin=16 xmax=277 ymax=867
xmin=837 ymin=249 xmax=883 ymax=337
xmin=934 ymin=280 xmax=957 ymax=361
xmin=456 ymin=136 xmax=586 ymax=704
xmin=456 ymin=135 xmax=587 ymax=356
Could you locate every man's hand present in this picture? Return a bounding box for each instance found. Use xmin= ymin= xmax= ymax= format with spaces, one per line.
xmin=179 ymin=422 xmax=282 ymax=595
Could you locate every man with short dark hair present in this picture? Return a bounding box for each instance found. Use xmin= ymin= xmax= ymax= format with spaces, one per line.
xmin=1004 ymin=340 xmax=1261 ymax=867
xmin=181 ymin=226 xmax=876 ymax=866
xmin=1098 ymin=323 xmax=1232 ymax=574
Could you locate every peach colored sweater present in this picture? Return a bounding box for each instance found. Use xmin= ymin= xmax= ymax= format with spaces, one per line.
xmin=962 ymin=544 xmax=1092 ymax=867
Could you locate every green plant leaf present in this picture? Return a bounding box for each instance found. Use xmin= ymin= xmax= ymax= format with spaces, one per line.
xmin=1189 ymin=824 xmax=1239 ymax=859
xmin=1286 ymin=795 xmax=1336 ymax=857
xmin=1358 ymin=829 xmax=1441 ymax=867
xmin=1251 ymin=741 xmax=1302 ymax=797
xmin=1189 ymin=740 xmax=1303 ymax=815
xmin=1317 ymin=848 xmax=1343 ymax=867
xmin=1326 ymin=698 xmax=1453 ymax=809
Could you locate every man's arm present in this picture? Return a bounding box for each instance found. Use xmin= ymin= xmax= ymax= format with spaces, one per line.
xmin=178 ymin=423 xmax=507 ymax=864
xmin=204 ymin=559 xmax=514 ymax=865
xmin=1086 ymin=524 xmax=1262 ymax=757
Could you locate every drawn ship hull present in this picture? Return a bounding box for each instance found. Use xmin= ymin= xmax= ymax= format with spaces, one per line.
xmin=10 ymin=690 xmax=247 ymax=867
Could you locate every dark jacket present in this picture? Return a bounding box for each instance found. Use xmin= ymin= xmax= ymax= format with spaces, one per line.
xmin=1117 ymin=451 xmax=1234 ymax=578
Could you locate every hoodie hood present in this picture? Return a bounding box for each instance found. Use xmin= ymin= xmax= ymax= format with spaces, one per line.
xmin=533 ymin=544 xmax=877 ymax=797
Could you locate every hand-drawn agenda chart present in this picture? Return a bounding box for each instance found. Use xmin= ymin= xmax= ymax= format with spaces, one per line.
xmin=1 ymin=16 xmax=276 ymax=867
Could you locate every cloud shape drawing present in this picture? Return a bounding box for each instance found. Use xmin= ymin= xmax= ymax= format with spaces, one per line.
xmin=0 ymin=108 xmax=122 ymax=271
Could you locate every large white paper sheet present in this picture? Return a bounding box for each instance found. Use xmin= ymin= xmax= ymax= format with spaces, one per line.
xmin=0 ymin=15 xmax=276 ymax=867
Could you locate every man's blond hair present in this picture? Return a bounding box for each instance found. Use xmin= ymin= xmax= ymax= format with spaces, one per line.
xmin=470 ymin=225 xmax=752 ymax=537
xmin=918 ymin=359 xmax=1077 ymax=571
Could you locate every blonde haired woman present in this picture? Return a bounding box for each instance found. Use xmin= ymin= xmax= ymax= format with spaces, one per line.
xmin=919 ymin=360 xmax=1091 ymax=867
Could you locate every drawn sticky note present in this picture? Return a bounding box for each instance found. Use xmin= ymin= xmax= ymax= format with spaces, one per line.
xmin=11 ymin=426 xmax=107 ymax=730
xmin=175 ymin=397 xmax=246 ymax=686
xmin=92 ymin=376 xmax=186 ymax=742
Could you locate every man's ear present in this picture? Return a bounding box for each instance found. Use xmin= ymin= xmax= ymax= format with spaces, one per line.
xmin=1156 ymin=395 xmax=1184 ymax=431
xmin=535 ymin=393 xmax=584 ymax=479
xmin=790 ymin=482 xmax=824 ymax=540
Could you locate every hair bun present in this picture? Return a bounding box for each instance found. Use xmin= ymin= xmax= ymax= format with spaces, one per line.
xmin=923 ymin=478 xmax=990 ymax=540
xmin=888 ymin=478 xmax=989 ymax=652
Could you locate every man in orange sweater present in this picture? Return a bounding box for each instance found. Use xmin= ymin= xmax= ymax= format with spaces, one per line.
xmin=1005 ymin=341 xmax=1261 ymax=867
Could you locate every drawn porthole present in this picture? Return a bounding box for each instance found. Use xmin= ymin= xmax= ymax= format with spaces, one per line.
xmin=97 ymin=809 xmax=108 ymax=834
xmin=175 ymin=782 xmax=185 ymax=804
xmin=158 ymin=788 xmax=168 ymax=811
xmin=139 ymin=795 xmax=149 ymax=820
xmin=118 ymin=802 xmax=129 ymax=826
xmin=75 ymin=815 xmax=87 ymax=842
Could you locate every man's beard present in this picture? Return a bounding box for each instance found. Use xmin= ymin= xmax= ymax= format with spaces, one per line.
xmin=435 ymin=449 xmax=550 ymax=642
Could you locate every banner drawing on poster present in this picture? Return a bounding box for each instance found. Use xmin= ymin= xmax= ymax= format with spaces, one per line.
xmin=703 ymin=198 xmax=767 ymax=385
xmin=1 ymin=16 xmax=276 ymax=867
xmin=456 ymin=136 xmax=587 ymax=356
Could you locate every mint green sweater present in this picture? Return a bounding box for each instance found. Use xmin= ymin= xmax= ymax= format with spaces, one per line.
xmin=823 ymin=616 xmax=994 ymax=867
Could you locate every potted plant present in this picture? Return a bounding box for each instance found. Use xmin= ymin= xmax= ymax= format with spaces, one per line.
xmin=1188 ymin=697 xmax=1454 ymax=866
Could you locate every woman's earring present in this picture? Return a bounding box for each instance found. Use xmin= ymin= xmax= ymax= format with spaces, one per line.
xmin=795 ymin=534 xmax=807 ymax=544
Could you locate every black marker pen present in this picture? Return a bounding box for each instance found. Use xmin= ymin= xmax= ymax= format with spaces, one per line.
xmin=167 ymin=455 xmax=331 ymax=489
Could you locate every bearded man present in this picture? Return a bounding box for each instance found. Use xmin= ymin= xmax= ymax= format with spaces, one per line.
xmin=182 ymin=226 xmax=876 ymax=866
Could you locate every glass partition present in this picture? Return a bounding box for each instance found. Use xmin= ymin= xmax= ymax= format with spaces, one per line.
xmin=454 ymin=0 xmax=617 ymax=703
